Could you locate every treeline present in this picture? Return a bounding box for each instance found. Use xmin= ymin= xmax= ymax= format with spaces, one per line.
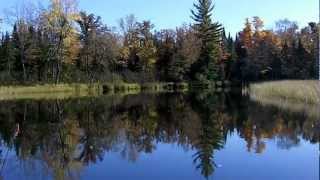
xmin=0 ymin=0 xmax=318 ymax=85
xmin=234 ymin=17 xmax=319 ymax=82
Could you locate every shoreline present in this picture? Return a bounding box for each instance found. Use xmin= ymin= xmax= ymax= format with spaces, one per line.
xmin=0 ymin=81 xmax=231 ymax=101
xmin=250 ymin=80 xmax=320 ymax=105
xmin=249 ymin=80 xmax=320 ymax=119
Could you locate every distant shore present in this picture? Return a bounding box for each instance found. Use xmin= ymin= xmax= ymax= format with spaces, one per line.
xmin=250 ymin=80 xmax=320 ymax=105
xmin=249 ymin=80 xmax=320 ymax=119
xmin=0 ymin=81 xmax=231 ymax=101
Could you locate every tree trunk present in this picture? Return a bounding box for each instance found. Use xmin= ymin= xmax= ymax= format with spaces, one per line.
xmin=55 ymin=60 xmax=61 ymax=84
xmin=22 ymin=62 xmax=26 ymax=82
xmin=55 ymin=37 xmax=64 ymax=84
xmin=20 ymin=49 xmax=27 ymax=82
xmin=38 ymin=64 xmax=42 ymax=82
xmin=7 ymin=59 xmax=11 ymax=77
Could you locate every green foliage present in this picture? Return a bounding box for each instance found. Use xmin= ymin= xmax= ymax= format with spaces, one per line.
xmin=0 ymin=32 xmax=16 ymax=73
xmin=119 ymin=17 xmax=157 ymax=73
xmin=0 ymin=1 xmax=316 ymax=85
xmin=167 ymin=55 xmax=188 ymax=82
xmin=155 ymin=26 xmax=201 ymax=82
xmin=190 ymin=0 xmax=223 ymax=82
xmin=76 ymin=11 xmax=119 ymax=82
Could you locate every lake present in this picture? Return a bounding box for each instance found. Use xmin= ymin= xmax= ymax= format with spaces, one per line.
xmin=0 ymin=91 xmax=318 ymax=180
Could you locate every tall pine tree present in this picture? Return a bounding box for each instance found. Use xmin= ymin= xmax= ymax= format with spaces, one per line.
xmin=190 ymin=0 xmax=223 ymax=82
xmin=0 ymin=32 xmax=16 ymax=76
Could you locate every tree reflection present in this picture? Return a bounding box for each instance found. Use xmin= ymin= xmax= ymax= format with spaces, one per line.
xmin=0 ymin=92 xmax=318 ymax=179
xmin=191 ymin=92 xmax=225 ymax=178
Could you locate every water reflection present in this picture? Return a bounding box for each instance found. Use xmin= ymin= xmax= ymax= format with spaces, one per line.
xmin=0 ymin=91 xmax=318 ymax=180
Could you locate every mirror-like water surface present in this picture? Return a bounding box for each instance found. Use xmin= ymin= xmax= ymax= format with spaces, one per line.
xmin=0 ymin=92 xmax=318 ymax=180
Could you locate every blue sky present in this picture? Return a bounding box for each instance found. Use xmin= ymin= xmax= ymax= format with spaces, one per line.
xmin=0 ymin=0 xmax=318 ymax=35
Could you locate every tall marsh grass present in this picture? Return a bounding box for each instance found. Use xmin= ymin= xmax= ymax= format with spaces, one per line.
xmin=0 ymin=81 xmax=231 ymax=101
xmin=250 ymin=80 xmax=320 ymax=119
xmin=0 ymin=83 xmax=102 ymax=101
xmin=0 ymin=82 xmax=190 ymax=101
xmin=250 ymin=80 xmax=320 ymax=105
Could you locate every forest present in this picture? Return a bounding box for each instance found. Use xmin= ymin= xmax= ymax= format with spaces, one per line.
xmin=0 ymin=0 xmax=318 ymax=85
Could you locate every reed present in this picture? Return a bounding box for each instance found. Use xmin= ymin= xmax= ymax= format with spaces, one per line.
xmin=250 ymin=80 xmax=320 ymax=119
xmin=0 ymin=83 xmax=102 ymax=101
xmin=250 ymin=80 xmax=320 ymax=105
xmin=0 ymin=82 xmax=190 ymax=101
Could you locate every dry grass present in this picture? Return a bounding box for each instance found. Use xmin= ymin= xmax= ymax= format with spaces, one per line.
xmin=0 ymin=82 xmax=191 ymax=101
xmin=0 ymin=81 xmax=231 ymax=101
xmin=250 ymin=80 xmax=320 ymax=105
xmin=250 ymin=80 xmax=320 ymax=119
xmin=0 ymin=83 xmax=102 ymax=101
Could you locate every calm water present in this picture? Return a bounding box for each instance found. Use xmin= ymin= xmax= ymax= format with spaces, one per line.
xmin=0 ymin=91 xmax=318 ymax=180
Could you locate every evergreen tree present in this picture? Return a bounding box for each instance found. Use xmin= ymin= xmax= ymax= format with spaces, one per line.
xmin=12 ymin=22 xmax=33 ymax=81
xmin=0 ymin=32 xmax=16 ymax=74
xmin=270 ymin=55 xmax=282 ymax=80
xmin=25 ymin=26 xmax=44 ymax=81
xmin=293 ymin=39 xmax=312 ymax=79
xmin=308 ymin=22 xmax=319 ymax=79
xmin=280 ymin=42 xmax=293 ymax=79
xmin=167 ymin=55 xmax=188 ymax=82
xmin=190 ymin=0 xmax=223 ymax=82
xmin=240 ymin=18 xmax=253 ymax=51
xmin=154 ymin=29 xmax=176 ymax=81
xmin=225 ymin=33 xmax=236 ymax=80
xmin=34 ymin=29 xmax=49 ymax=82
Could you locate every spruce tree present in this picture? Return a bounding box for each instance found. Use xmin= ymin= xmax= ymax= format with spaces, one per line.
xmin=294 ymin=39 xmax=311 ymax=79
xmin=0 ymin=32 xmax=16 ymax=75
xmin=190 ymin=0 xmax=223 ymax=82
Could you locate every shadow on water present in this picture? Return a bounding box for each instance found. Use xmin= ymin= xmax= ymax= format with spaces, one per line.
xmin=0 ymin=90 xmax=318 ymax=180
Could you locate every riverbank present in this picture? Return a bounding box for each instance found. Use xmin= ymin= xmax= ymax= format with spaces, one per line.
xmin=250 ymin=80 xmax=320 ymax=105
xmin=0 ymin=81 xmax=231 ymax=101
xmin=0 ymin=83 xmax=101 ymax=100
xmin=249 ymin=80 xmax=320 ymax=119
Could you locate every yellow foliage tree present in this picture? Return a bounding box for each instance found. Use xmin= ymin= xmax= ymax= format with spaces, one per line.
xmin=42 ymin=0 xmax=80 ymax=82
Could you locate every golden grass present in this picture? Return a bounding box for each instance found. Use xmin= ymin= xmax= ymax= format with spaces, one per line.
xmin=250 ymin=80 xmax=320 ymax=119
xmin=0 ymin=81 xmax=231 ymax=101
xmin=250 ymin=80 xmax=320 ymax=105
xmin=0 ymin=82 xmax=190 ymax=101
xmin=0 ymin=83 xmax=102 ymax=101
